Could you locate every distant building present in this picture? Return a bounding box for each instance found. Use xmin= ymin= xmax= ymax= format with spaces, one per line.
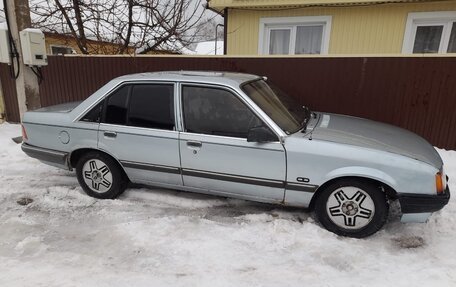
xmin=44 ymin=32 xmax=179 ymax=55
xmin=43 ymin=32 xmax=135 ymax=55
xmin=207 ymin=0 xmax=456 ymax=55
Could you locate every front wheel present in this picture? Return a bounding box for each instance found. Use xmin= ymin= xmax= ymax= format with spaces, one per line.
xmin=76 ymin=151 xmax=128 ymax=199
xmin=314 ymin=180 xmax=389 ymax=238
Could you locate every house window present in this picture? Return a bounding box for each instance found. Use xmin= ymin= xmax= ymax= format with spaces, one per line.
xmin=50 ymin=45 xmax=74 ymax=55
xmin=259 ymin=16 xmax=332 ymax=55
xmin=403 ymin=12 xmax=456 ymax=54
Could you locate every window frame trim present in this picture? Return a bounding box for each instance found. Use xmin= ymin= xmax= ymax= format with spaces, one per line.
xmin=125 ymin=83 xmax=176 ymax=130
xmin=267 ymin=26 xmax=294 ymax=55
xmin=78 ymin=80 xmax=178 ymax=132
xmin=101 ymin=84 xmax=132 ymax=126
xmin=178 ymin=82 xmax=280 ymax=141
xmin=258 ymin=15 xmax=332 ymax=55
xmin=402 ymin=11 xmax=456 ymax=54
xmin=79 ymin=100 xmax=104 ymax=124
xmin=76 ymin=79 xmax=286 ymax=141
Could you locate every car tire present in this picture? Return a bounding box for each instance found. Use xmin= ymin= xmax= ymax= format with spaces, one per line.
xmin=76 ymin=151 xmax=128 ymax=199
xmin=314 ymin=179 xmax=389 ymax=238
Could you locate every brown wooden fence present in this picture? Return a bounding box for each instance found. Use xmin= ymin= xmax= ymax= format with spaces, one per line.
xmin=1 ymin=55 xmax=456 ymax=149
xmin=0 ymin=64 xmax=19 ymax=123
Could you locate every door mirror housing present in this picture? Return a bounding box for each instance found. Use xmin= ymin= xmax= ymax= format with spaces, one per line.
xmin=247 ymin=126 xmax=278 ymax=143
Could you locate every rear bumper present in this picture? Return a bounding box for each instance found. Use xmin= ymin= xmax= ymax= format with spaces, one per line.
xmin=398 ymin=186 xmax=450 ymax=214
xmin=21 ymin=143 xmax=69 ymax=167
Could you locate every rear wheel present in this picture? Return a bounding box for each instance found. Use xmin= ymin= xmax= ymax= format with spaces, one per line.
xmin=76 ymin=151 xmax=128 ymax=199
xmin=314 ymin=179 xmax=389 ymax=238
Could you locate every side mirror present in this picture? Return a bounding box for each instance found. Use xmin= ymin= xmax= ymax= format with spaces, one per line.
xmin=247 ymin=126 xmax=278 ymax=143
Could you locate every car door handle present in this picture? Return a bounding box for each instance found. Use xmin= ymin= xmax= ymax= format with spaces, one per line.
xmin=186 ymin=141 xmax=202 ymax=148
xmin=104 ymin=131 xmax=117 ymax=138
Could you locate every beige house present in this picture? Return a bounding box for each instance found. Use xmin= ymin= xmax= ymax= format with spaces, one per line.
xmin=44 ymin=33 xmax=181 ymax=55
xmin=207 ymin=0 xmax=456 ymax=55
xmin=44 ymin=33 xmax=135 ymax=55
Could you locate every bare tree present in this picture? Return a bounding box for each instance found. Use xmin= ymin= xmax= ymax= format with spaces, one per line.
xmin=30 ymin=0 xmax=210 ymax=54
xmin=194 ymin=17 xmax=224 ymax=42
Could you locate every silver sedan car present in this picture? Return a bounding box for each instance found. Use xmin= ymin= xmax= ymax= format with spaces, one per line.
xmin=21 ymin=71 xmax=450 ymax=237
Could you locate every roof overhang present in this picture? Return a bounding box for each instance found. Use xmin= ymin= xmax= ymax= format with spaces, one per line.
xmin=207 ymin=0 xmax=450 ymax=11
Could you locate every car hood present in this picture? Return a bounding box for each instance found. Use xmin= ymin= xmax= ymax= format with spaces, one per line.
xmin=308 ymin=113 xmax=442 ymax=168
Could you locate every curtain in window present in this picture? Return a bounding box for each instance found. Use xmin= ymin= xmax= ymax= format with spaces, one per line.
xmin=295 ymin=25 xmax=323 ymax=54
xmin=448 ymin=22 xmax=456 ymax=53
xmin=413 ymin=25 xmax=443 ymax=53
xmin=269 ymin=29 xmax=291 ymax=55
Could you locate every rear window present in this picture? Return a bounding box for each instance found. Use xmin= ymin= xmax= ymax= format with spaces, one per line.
xmin=80 ymin=101 xmax=104 ymax=123
xmin=100 ymin=83 xmax=175 ymax=130
xmin=104 ymin=85 xmax=130 ymax=125
xmin=128 ymin=84 xmax=175 ymax=130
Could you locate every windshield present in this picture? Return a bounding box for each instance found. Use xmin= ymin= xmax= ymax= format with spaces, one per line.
xmin=241 ymin=79 xmax=307 ymax=134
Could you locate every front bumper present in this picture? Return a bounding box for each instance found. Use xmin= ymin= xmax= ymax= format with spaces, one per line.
xmin=398 ymin=186 xmax=450 ymax=214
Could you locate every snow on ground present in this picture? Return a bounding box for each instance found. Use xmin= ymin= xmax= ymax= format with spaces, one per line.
xmin=0 ymin=122 xmax=455 ymax=287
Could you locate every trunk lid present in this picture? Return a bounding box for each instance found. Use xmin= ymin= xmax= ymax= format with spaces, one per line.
xmin=33 ymin=101 xmax=82 ymax=113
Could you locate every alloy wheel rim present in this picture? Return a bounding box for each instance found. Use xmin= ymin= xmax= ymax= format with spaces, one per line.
xmin=326 ymin=186 xmax=375 ymax=230
xmin=82 ymin=159 xmax=113 ymax=193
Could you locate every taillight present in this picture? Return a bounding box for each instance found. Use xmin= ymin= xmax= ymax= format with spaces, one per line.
xmin=436 ymin=172 xmax=445 ymax=194
xmin=21 ymin=124 xmax=28 ymax=141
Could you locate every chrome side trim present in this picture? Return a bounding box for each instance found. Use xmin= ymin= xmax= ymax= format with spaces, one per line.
xmin=98 ymin=123 xmax=179 ymax=140
xmin=182 ymin=168 xmax=284 ymax=189
xmin=179 ymin=132 xmax=283 ymax=152
xmin=286 ymin=183 xmax=319 ymax=192
xmin=99 ymin=123 xmax=179 ymax=135
xmin=120 ymin=160 xmax=180 ymax=174
xmin=119 ymin=159 xmax=318 ymax=192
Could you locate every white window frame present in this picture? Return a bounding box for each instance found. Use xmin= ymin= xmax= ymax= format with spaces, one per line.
xmin=402 ymin=11 xmax=456 ymax=54
xmin=258 ymin=16 xmax=332 ymax=55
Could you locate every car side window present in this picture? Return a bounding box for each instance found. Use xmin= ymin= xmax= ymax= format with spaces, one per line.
xmin=182 ymin=85 xmax=263 ymax=138
xmin=80 ymin=101 xmax=104 ymax=123
xmin=103 ymin=85 xmax=130 ymax=125
xmin=128 ymin=84 xmax=175 ymax=130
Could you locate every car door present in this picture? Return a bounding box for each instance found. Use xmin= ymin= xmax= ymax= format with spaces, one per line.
xmin=97 ymin=82 xmax=182 ymax=187
xmin=178 ymin=84 xmax=286 ymax=202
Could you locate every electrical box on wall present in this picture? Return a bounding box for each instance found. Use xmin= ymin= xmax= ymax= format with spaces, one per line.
xmin=0 ymin=24 xmax=11 ymax=64
xmin=19 ymin=28 xmax=48 ymax=66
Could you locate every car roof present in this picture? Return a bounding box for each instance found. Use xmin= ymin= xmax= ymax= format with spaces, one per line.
xmin=114 ymin=71 xmax=261 ymax=86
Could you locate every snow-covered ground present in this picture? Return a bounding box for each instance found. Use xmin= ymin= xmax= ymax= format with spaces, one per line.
xmin=0 ymin=122 xmax=455 ymax=287
xmin=182 ymin=41 xmax=224 ymax=55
